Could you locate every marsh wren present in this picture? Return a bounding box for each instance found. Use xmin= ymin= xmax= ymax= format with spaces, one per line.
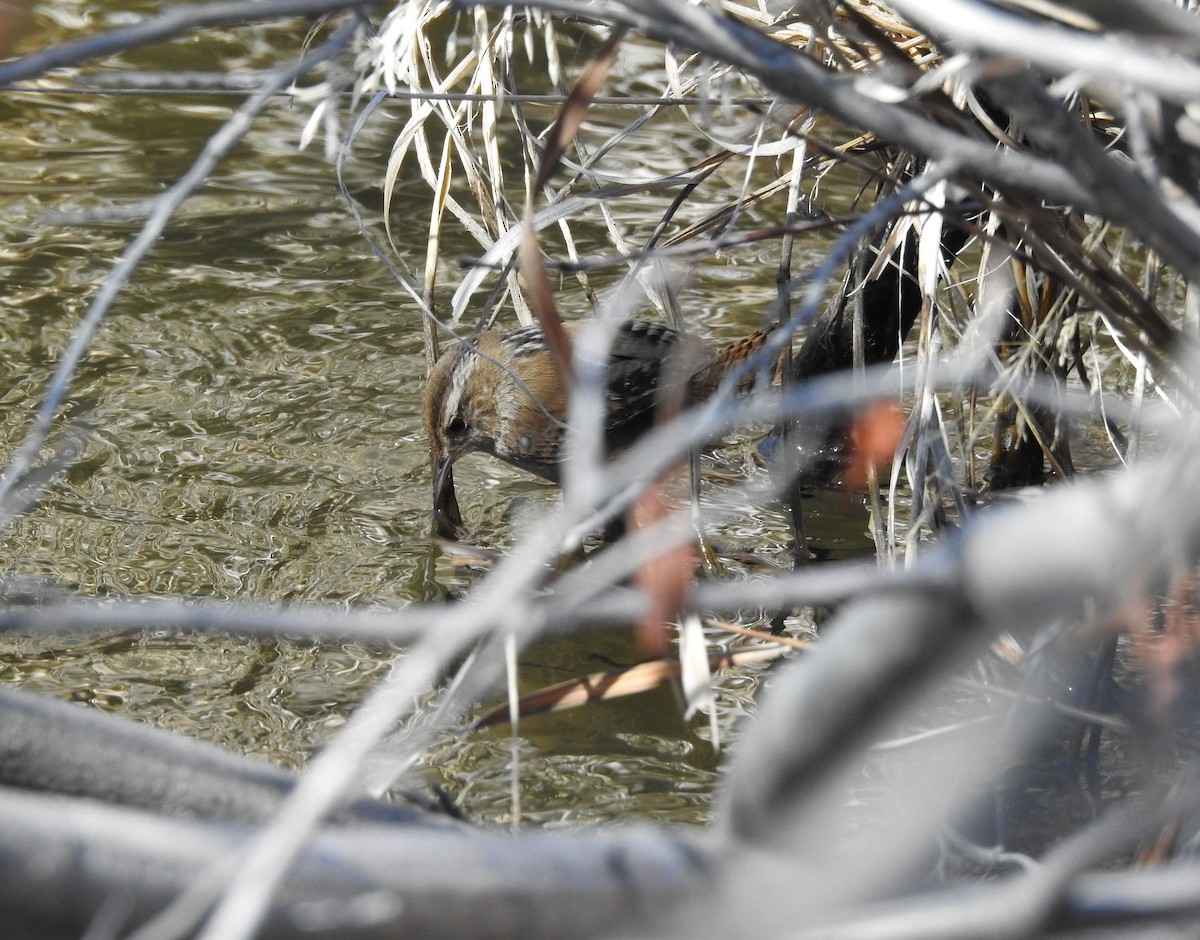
xmin=422 ymin=319 xmax=775 ymax=537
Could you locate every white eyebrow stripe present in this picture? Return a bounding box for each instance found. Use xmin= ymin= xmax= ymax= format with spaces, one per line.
xmin=443 ymin=352 xmax=472 ymax=426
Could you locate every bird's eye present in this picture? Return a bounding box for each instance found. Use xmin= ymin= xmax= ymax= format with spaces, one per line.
xmin=446 ymin=415 xmax=468 ymax=440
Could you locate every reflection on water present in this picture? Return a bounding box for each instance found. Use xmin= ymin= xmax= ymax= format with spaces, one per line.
xmin=0 ymin=1 xmax=866 ymax=826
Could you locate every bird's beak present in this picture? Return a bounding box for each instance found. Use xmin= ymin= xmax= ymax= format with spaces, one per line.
xmin=432 ymin=452 xmax=465 ymax=540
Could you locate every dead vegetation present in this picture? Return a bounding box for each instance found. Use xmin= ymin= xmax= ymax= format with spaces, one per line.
xmin=4 ymin=0 xmax=1200 ymax=938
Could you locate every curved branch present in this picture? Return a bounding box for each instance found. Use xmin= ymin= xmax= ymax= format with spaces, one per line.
xmin=888 ymin=0 xmax=1200 ymax=101
xmin=0 ymin=0 xmax=373 ymax=87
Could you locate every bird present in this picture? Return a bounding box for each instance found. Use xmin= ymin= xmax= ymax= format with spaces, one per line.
xmin=421 ymin=318 xmax=776 ymax=538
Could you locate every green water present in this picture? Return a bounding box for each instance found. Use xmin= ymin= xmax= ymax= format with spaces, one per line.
xmin=0 ymin=1 xmax=873 ymax=825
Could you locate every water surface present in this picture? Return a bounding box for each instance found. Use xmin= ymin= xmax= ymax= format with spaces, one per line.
xmin=0 ymin=0 xmax=874 ymax=825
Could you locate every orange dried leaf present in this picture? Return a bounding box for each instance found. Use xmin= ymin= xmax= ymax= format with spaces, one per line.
xmin=843 ymin=400 xmax=905 ymax=490
xmin=629 ymin=480 xmax=697 ymax=655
